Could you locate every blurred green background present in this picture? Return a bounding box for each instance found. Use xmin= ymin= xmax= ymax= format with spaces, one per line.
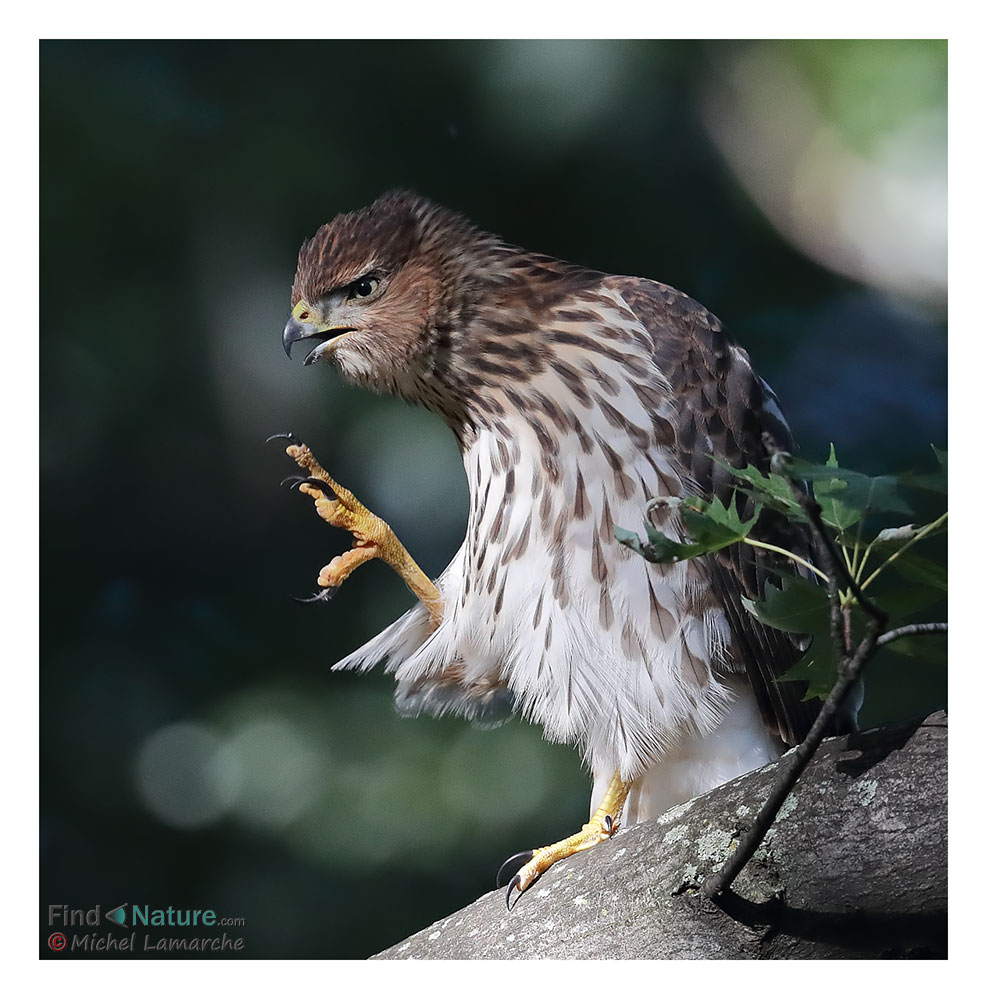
xmin=40 ymin=39 xmax=946 ymax=958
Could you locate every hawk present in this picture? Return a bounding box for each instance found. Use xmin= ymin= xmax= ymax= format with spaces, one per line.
xmin=275 ymin=190 xmax=821 ymax=903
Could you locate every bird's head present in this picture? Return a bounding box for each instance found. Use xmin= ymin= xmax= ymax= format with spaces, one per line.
xmin=283 ymin=190 xmax=498 ymax=400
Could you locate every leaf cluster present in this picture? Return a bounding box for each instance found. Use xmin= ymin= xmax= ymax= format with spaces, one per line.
xmin=613 ymin=494 xmax=759 ymax=563
xmin=616 ymin=445 xmax=947 ymax=700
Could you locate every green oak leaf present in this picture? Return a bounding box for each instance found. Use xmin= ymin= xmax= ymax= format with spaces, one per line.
xmin=743 ymin=575 xmax=837 ymax=701
xmin=886 ymin=633 xmax=947 ymax=666
xmin=742 ymin=574 xmax=831 ymax=635
xmin=616 ymin=494 xmax=759 ymax=564
xmin=712 ymin=457 xmax=808 ymax=523
xmin=896 ymin=445 xmax=947 ymax=495
xmin=781 ymin=647 xmax=839 ymax=702
xmin=783 ymin=455 xmax=913 ymax=517
xmin=885 ymin=550 xmax=948 ymax=592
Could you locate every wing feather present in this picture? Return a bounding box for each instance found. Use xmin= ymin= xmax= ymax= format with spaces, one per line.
xmin=609 ymin=276 xmax=833 ymax=746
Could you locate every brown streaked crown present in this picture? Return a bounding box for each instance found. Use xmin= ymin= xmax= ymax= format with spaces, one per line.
xmin=290 ymin=189 xmax=494 ymax=308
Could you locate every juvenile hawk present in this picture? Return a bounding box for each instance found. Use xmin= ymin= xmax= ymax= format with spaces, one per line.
xmin=276 ymin=190 xmax=818 ymax=902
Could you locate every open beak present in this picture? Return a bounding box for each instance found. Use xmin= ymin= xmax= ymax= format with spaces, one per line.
xmin=282 ymin=317 xmax=356 ymax=365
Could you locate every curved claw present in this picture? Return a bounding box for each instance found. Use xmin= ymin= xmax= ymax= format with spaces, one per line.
xmin=291 ymin=588 xmax=338 ymax=604
xmin=604 ymin=814 xmax=614 ymax=835
xmin=280 ymin=475 xmax=307 ymax=489
xmin=505 ymin=873 xmax=522 ymax=911
xmin=497 ymin=850 xmax=535 ymax=889
xmin=297 ymin=476 xmax=338 ymax=500
xmin=266 ymin=432 xmax=301 ymax=446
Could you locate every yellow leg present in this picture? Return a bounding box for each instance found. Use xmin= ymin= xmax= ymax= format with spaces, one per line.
xmin=504 ymin=770 xmax=635 ymax=908
xmin=272 ymin=435 xmax=443 ymax=631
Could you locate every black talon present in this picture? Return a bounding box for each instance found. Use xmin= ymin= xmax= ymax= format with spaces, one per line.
xmin=505 ymin=874 xmax=521 ymax=911
xmin=266 ymin=432 xmax=301 ymax=446
xmin=604 ymin=814 xmax=614 ymax=835
xmin=280 ymin=475 xmax=337 ymax=500
xmin=292 ymin=588 xmax=338 ymax=604
xmin=298 ymin=476 xmax=338 ymax=500
xmin=497 ymin=850 xmax=535 ymax=889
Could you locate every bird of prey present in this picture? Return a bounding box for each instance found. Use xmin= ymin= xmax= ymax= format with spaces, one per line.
xmin=275 ymin=190 xmax=821 ymax=904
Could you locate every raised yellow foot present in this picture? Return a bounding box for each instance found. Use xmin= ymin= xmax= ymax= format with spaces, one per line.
xmin=268 ymin=433 xmax=443 ymax=631
xmin=500 ymin=771 xmax=635 ymax=909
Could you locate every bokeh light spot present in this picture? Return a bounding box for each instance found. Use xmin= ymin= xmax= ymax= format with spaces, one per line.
xmin=218 ymin=715 xmax=326 ymax=829
xmin=134 ymin=721 xmax=241 ymax=829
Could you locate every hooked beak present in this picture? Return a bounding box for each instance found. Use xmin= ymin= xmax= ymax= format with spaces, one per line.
xmin=282 ymin=317 xmax=357 ymax=366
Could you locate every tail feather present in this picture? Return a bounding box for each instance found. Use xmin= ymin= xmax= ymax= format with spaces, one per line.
xmin=330 ymin=603 xmax=433 ymax=674
xmin=331 ymin=600 xmax=517 ymax=728
xmin=393 ymin=678 xmax=516 ymax=728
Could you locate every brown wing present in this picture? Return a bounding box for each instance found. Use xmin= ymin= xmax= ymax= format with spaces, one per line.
xmin=611 ymin=276 xmax=825 ymax=746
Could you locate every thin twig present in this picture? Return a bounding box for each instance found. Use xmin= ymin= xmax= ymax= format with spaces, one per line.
xmin=765 ymin=445 xmax=886 ymax=624
xmin=796 ymin=485 xmax=886 ymax=624
xmin=702 ymin=614 xmax=883 ymax=899
xmin=703 ymin=437 xmax=889 ymax=900
xmin=877 ymin=622 xmax=948 ymax=647
xmin=769 ymin=445 xmax=855 ymax=659
xmin=859 ymin=512 xmax=949 ymax=593
xmin=848 ymin=506 xmax=870 ymax=579
xmin=840 ymin=541 xmax=854 ymax=578
xmin=742 ymin=537 xmax=830 ymax=583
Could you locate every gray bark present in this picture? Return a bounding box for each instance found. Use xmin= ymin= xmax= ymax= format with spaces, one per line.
xmin=374 ymin=711 xmax=946 ymax=959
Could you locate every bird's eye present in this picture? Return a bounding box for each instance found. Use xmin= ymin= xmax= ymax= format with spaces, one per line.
xmin=350 ymin=277 xmax=380 ymax=299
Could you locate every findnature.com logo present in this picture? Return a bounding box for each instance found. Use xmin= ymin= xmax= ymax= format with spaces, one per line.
xmin=46 ymin=903 xmax=246 ymax=954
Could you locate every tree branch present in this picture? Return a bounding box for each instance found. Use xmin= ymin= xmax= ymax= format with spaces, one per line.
xmin=374 ymin=713 xmax=946 ymax=960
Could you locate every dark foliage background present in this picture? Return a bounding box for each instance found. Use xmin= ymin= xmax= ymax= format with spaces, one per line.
xmin=40 ymin=39 xmax=946 ymax=959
